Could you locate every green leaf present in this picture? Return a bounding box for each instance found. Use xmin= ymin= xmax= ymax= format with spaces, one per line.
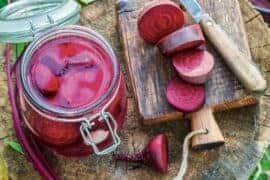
xmin=249 ymin=146 xmax=270 ymax=179
xmin=4 ymin=139 xmax=24 ymax=155
xmin=261 ymin=158 xmax=270 ymax=171
xmin=0 ymin=156 xmax=8 ymax=180
xmin=11 ymin=43 xmax=26 ymax=61
xmin=78 ymin=0 xmax=98 ymax=5
xmin=0 ymin=0 xmax=7 ymax=9
xmin=16 ymin=43 xmax=26 ymax=57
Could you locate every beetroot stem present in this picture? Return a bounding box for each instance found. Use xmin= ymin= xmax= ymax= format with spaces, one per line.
xmin=112 ymin=151 xmax=145 ymax=164
xmin=5 ymin=44 xmax=59 ymax=180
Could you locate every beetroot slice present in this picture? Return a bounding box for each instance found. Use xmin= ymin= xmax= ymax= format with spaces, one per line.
xmin=58 ymin=71 xmax=96 ymax=108
xmin=173 ymin=50 xmax=215 ymax=84
xmin=65 ymin=51 xmax=96 ymax=67
xmin=166 ymin=79 xmax=205 ymax=112
xmin=138 ymin=0 xmax=185 ymax=44
xmin=33 ymin=63 xmax=59 ymax=95
xmin=157 ymin=24 xmax=205 ymax=56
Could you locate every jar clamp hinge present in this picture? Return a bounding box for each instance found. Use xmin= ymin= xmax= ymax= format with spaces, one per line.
xmin=80 ymin=110 xmax=121 ymax=155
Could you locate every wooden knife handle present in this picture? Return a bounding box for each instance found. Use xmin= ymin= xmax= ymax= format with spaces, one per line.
xmin=200 ymin=15 xmax=267 ymax=92
xmin=191 ymin=108 xmax=224 ymax=150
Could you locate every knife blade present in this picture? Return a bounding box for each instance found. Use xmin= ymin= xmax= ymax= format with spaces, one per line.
xmin=180 ymin=0 xmax=267 ymax=93
xmin=180 ymin=0 xmax=207 ymax=23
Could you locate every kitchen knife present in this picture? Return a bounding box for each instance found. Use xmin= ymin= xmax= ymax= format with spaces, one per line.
xmin=180 ymin=0 xmax=267 ymax=93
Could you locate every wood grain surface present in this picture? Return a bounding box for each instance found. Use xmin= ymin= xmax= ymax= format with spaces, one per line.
xmin=191 ymin=107 xmax=224 ymax=149
xmin=118 ymin=0 xmax=257 ymax=125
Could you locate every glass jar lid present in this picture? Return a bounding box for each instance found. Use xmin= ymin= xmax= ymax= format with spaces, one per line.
xmin=0 ymin=0 xmax=80 ymax=43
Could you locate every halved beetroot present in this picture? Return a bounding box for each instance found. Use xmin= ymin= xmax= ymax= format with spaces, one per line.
xmin=112 ymin=134 xmax=168 ymax=173
xmin=173 ymin=50 xmax=215 ymax=84
xmin=166 ymin=79 xmax=205 ymax=112
xmin=138 ymin=0 xmax=185 ymax=44
xmin=33 ymin=63 xmax=59 ymax=95
xmin=157 ymin=24 xmax=205 ymax=56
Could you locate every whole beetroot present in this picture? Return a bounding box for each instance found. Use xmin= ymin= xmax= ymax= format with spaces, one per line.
xmin=112 ymin=134 xmax=168 ymax=173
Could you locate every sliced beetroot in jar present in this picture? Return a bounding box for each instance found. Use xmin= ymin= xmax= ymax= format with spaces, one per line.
xmin=138 ymin=0 xmax=185 ymax=44
xmin=58 ymin=85 xmax=94 ymax=108
xmin=33 ymin=63 xmax=59 ymax=95
xmin=157 ymin=24 xmax=205 ymax=56
xmin=58 ymin=71 xmax=96 ymax=108
xmin=59 ymin=42 xmax=78 ymax=58
xmin=74 ymin=69 xmax=100 ymax=84
xmin=173 ymin=50 xmax=215 ymax=84
xmin=40 ymin=56 xmax=65 ymax=76
xmin=166 ymin=79 xmax=205 ymax=112
xmin=65 ymin=51 xmax=97 ymax=67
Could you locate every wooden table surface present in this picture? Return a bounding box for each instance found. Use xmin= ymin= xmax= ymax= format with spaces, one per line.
xmin=0 ymin=0 xmax=270 ymax=179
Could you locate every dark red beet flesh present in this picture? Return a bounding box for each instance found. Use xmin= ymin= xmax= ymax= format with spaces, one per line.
xmin=112 ymin=134 xmax=168 ymax=173
xmin=137 ymin=0 xmax=185 ymax=44
xmin=173 ymin=50 xmax=215 ymax=84
xmin=5 ymin=44 xmax=59 ymax=180
xmin=166 ymin=78 xmax=205 ymax=112
xmin=157 ymin=24 xmax=205 ymax=56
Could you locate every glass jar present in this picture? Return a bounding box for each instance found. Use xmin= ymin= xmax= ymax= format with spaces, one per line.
xmin=18 ymin=26 xmax=127 ymax=157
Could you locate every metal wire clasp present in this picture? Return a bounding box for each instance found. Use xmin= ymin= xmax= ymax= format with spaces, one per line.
xmin=80 ymin=110 xmax=121 ymax=155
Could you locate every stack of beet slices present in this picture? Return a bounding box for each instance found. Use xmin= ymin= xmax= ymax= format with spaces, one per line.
xmin=138 ymin=0 xmax=215 ymax=113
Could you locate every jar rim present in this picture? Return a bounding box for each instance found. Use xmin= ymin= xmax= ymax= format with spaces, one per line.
xmin=20 ymin=25 xmax=120 ymax=117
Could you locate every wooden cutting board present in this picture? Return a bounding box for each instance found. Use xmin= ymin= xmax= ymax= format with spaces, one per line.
xmin=117 ymin=0 xmax=257 ymax=126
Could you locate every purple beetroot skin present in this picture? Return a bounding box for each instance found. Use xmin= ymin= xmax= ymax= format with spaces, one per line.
xmin=157 ymin=24 xmax=206 ymax=56
xmin=250 ymin=0 xmax=270 ymax=9
xmin=112 ymin=134 xmax=168 ymax=173
xmin=166 ymin=78 xmax=205 ymax=112
xmin=173 ymin=50 xmax=215 ymax=84
xmin=250 ymin=0 xmax=270 ymax=24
